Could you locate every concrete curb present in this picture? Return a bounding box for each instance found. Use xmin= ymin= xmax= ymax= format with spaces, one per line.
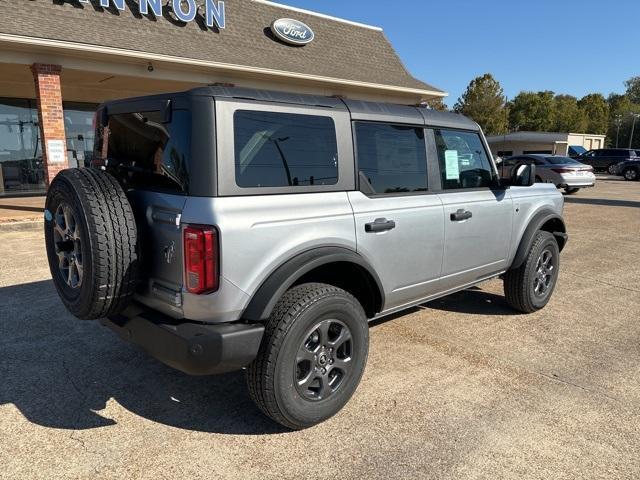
xmin=0 ymin=220 xmax=42 ymax=232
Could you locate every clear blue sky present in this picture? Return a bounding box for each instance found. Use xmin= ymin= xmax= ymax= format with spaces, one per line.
xmin=281 ymin=0 xmax=639 ymax=107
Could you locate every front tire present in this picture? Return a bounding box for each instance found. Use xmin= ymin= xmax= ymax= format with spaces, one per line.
xmin=504 ymin=231 xmax=560 ymax=313
xmin=623 ymin=167 xmax=639 ymax=181
xmin=564 ymin=187 xmax=580 ymax=194
xmin=607 ymin=164 xmax=617 ymax=175
xmin=246 ymin=283 xmax=369 ymax=430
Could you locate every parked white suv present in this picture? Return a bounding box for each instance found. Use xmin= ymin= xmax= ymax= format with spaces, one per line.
xmin=44 ymin=87 xmax=568 ymax=429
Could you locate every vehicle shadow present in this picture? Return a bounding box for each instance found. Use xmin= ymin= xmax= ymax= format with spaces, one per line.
xmin=0 ymin=279 xmax=287 ymax=435
xmin=563 ymin=197 xmax=640 ymax=208
xmin=370 ymin=287 xmax=516 ymax=328
xmin=0 ymin=204 xmax=45 ymax=213
xmin=426 ymin=287 xmax=515 ymax=316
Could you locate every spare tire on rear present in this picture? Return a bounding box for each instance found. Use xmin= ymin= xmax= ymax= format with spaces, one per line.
xmin=44 ymin=168 xmax=139 ymax=320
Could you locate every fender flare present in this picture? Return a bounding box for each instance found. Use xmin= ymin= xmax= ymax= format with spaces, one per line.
xmin=510 ymin=209 xmax=567 ymax=270
xmin=242 ymin=246 xmax=385 ymax=321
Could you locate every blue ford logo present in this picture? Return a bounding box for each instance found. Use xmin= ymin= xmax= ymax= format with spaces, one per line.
xmin=271 ymin=18 xmax=315 ymax=45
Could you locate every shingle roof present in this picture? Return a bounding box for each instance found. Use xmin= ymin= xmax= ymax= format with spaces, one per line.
xmin=0 ymin=0 xmax=444 ymax=96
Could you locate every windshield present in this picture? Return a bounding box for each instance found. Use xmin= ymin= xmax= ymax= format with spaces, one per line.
xmin=568 ymin=145 xmax=587 ymax=156
xmin=544 ymin=156 xmax=581 ymax=165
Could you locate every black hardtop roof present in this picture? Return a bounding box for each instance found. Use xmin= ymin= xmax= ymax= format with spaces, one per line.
xmin=101 ymin=86 xmax=477 ymax=130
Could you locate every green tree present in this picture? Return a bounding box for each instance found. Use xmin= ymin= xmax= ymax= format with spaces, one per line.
xmin=424 ymin=97 xmax=448 ymax=111
xmin=553 ymin=95 xmax=586 ymax=132
xmin=578 ymin=93 xmax=609 ymax=134
xmin=453 ymin=73 xmax=507 ymax=135
xmin=624 ymin=76 xmax=640 ymax=104
xmin=508 ymin=91 xmax=555 ymax=131
xmin=606 ymin=93 xmax=634 ymax=147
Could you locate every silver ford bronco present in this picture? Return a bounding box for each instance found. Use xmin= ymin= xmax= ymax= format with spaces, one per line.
xmin=44 ymin=87 xmax=567 ymax=429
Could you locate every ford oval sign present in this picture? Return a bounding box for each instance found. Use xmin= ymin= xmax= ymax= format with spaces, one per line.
xmin=271 ymin=18 xmax=315 ymax=46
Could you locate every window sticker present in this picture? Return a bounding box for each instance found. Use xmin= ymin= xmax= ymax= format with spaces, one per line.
xmin=444 ymin=150 xmax=459 ymax=180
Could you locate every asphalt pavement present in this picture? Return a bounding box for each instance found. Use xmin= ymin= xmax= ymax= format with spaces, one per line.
xmin=1 ymin=177 xmax=639 ymax=479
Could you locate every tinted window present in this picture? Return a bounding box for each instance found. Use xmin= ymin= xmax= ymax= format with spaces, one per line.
xmin=234 ymin=111 xmax=338 ymax=188
xmin=434 ymin=129 xmax=494 ymax=189
xmin=544 ymin=156 xmax=580 ymax=165
xmin=355 ymin=123 xmax=427 ymax=195
xmin=104 ymin=110 xmax=191 ymax=193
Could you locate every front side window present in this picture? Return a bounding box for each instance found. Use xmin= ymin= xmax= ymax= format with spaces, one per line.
xmin=234 ymin=111 xmax=338 ymax=188
xmin=355 ymin=122 xmax=427 ymax=195
xmin=434 ymin=129 xmax=494 ymax=189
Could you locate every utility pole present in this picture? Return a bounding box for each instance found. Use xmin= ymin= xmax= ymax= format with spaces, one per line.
xmin=614 ymin=114 xmax=622 ymax=147
xmin=629 ymin=114 xmax=640 ymax=149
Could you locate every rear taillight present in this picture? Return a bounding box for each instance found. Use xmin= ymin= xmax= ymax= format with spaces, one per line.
xmin=551 ymin=168 xmax=574 ymax=174
xmin=184 ymin=225 xmax=219 ymax=294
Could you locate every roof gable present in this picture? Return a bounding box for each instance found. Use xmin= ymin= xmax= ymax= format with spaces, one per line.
xmin=0 ymin=0 xmax=444 ymax=96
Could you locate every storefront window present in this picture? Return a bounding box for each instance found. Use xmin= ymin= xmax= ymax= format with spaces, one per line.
xmin=0 ymin=98 xmax=97 ymax=197
xmin=63 ymin=102 xmax=98 ymax=168
xmin=0 ymin=98 xmax=44 ymax=196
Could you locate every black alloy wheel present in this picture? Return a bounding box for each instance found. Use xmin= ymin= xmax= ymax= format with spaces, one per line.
xmin=295 ymin=319 xmax=353 ymax=401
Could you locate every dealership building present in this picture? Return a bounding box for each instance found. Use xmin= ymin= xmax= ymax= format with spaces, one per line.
xmin=486 ymin=131 xmax=607 ymax=158
xmin=0 ymin=0 xmax=445 ymax=197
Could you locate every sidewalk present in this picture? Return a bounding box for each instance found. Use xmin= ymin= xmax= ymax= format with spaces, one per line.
xmin=0 ymin=196 xmax=45 ymax=227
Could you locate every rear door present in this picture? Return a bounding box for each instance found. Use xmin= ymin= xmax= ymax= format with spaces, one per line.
xmin=348 ymin=119 xmax=444 ymax=310
xmin=431 ymin=128 xmax=513 ymax=291
xmin=102 ymin=103 xmax=191 ymax=314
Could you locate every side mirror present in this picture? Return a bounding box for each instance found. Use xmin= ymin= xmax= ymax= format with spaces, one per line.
xmin=511 ymin=162 xmax=536 ymax=187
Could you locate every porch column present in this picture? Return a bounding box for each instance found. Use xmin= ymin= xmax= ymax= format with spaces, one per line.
xmin=31 ymin=63 xmax=67 ymax=186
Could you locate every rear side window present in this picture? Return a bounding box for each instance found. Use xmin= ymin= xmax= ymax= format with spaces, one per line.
xmin=234 ymin=111 xmax=338 ymax=188
xmin=434 ymin=129 xmax=494 ymax=190
xmin=355 ymin=123 xmax=427 ymax=195
xmin=104 ymin=110 xmax=191 ymax=193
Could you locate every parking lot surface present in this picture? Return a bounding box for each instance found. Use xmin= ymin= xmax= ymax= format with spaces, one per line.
xmin=1 ymin=178 xmax=639 ymax=479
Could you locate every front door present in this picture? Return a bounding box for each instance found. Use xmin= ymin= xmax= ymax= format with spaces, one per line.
xmin=349 ymin=122 xmax=444 ymax=311
xmin=431 ymin=128 xmax=513 ymax=291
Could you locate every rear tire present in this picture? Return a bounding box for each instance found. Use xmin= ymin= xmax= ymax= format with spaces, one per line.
xmin=44 ymin=168 xmax=139 ymax=320
xmin=504 ymin=231 xmax=560 ymax=313
xmin=564 ymin=187 xmax=580 ymax=194
xmin=246 ymin=283 xmax=369 ymax=430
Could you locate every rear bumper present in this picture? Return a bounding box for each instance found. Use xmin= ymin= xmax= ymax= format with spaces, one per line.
xmin=558 ymin=181 xmax=595 ymax=188
xmin=103 ymin=303 xmax=264 ymax=376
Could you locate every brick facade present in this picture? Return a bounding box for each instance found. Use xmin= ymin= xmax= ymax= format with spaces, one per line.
xmin=31 ymin=63 xmax=67 ymax=185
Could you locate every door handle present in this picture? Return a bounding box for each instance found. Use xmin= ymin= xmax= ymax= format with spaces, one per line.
xmin=450 ymin=209 xmax=473 ymax=221
xmin=365 ymin=218 xmax=396 ymax=233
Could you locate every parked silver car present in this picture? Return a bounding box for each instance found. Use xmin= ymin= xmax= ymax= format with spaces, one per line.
xmin=502 ymin=154 xmax=595 ymax=194
xmin=43 ymin=87 xmax=568 ymax=429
